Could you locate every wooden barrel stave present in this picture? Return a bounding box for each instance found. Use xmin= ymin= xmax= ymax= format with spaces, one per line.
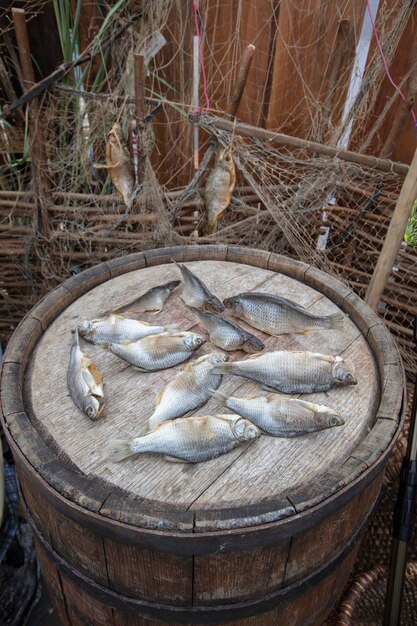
xmin=0 ymin=245 xmax=405 ymax=625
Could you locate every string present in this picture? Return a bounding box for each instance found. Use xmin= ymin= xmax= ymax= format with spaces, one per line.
xmin=366 ymin=0 xmax=417 ymax=135
xmin=192 ymin=1 xmax=210 ymax=112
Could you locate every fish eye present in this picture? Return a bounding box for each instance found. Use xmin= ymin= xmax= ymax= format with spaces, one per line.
xmin=195 ymin=337 xmax=204 ymax=346
xmin=224 ymin=300 xmax=232 ymax=308
xmin=330 ymin=417 xmax=339 ymax=426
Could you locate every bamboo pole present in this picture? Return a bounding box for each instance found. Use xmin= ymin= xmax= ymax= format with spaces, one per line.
xmin=365 ymin=147 xmax=417 ymax=309
xmin=12 ymin=8 xmax=51 ymax=237
xmin=206 ymin=116 xmax=409 ymax=176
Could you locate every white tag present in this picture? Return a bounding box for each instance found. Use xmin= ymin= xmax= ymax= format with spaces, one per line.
xmin=140 ymin=31 xmax=167 ymax=64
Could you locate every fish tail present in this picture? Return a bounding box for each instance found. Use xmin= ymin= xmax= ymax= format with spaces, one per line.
xmin=326 ymin=313 xmax=344 ymax=330
xmin=108 ymin=439 xmax=135 ymax=462
xmin=210 ymin=389 xmax=228 ymax=406
xmin=211 ymin=362 xmax=233 ymax=375
xmin=97 ymin=341 xmax=110 ymax=350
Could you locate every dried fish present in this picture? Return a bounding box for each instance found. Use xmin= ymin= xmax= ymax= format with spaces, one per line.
xmin=172 ymin=259 xmax=224 ymax=312
xmin=148 ymin=352 xmax=228 ymax=430
xmin=67 ymin=328 xmax=104 ymax=420
xmin=109 ymin=414 xmax=260 ymax=463
xmin=79 ymin=313 xmax=177 ymax=344
xmin=104 ymin=331 xmax=205 ymax=371
xmin=119 ymin=280 xmax=181 ymax=314
xmin=223 ymin=292 xmax=344 ymax=336
xmin=205 ymin=146 xmax=236 ymax=233
xmin=105 ymin=123 xmax=135 ymax=206
xmin=187 ymin=305 xmax=264 ymax=353
xmin=211 ymin=390 xmax=345 ymax=436
xmin=211 ymin=350 xmax=357 ymax=394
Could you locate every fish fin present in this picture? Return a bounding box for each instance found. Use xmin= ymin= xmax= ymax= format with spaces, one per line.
xmin=164 ymin=455 xmax=187 ymax=463
xmin=211 ymin=362 xmax=232 ymax=374
xmin=108 ymin=440 xmax=134 ymax=462
xmin=210 ymin=389 xmax=228 ymax=406
xmin=135 ymin=423 xmax=150 ymax=437
xmin=97 ymin=341 xmax=110 ymax=350
xmin=326 ymin=313 xmax=344 ymax=330
xmin=261 ymin=384 xmax=278 ymax=393
xmin=310 ymin=352 xmax=334 ymax=363
xmin=151 ymin=309 xmax=162 ymax=316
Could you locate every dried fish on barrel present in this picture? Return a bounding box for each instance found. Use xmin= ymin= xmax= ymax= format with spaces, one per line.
xmin=172 ymin=259 xmax=224 ymax=312
xmin=67 ymin=328 xmax=104 ymax=420
xmin=148 ymin=353 xmax=228 ymax=430
xmin=118 ymin=280 xmax=181 ymax=314
xmin=78 ymin=313 xmax=177 ymax=344
xmin=105 ymin=122 xmax=135 ymax=206
xmin=109 ymin=414 xmax=260 ymax=463
xmin=224 ymin=292 xmax=344 ymax=336
xmin=211 ymin=350 xmax=357 ymax=394
xmin=187 ymin=305 xmax=264 ymax=353
xmin=102 ymin=331 xmax=205 ymax=371
xmin=204 ymin=145 xmax=236 ymax=234
xmin=211 ymin=390 xmax=345 ymax=436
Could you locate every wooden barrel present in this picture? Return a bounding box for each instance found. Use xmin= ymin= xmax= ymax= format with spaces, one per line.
xmin=0 ymin=245 xmax=405 ymax=626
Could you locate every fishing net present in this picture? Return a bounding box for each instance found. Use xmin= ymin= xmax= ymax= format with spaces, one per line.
xmin=0 ymin=0 xmax=416 ymax=378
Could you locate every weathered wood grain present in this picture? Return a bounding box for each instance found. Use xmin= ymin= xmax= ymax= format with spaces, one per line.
xmin=26 ymin=260 xmax=380 ymax=516
xmin=103 ymin=539 xmax=193 ymax=604
xmin=193 ymin=541 xmax=291 ymax=604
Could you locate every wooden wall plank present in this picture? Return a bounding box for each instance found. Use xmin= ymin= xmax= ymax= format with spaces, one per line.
xmin=349 ymin=1 xmax=417 ymax=164
xmin=267 ymin=0 xmax=366 ymax=139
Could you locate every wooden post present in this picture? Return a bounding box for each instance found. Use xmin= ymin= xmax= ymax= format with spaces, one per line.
xmin=227 ymin=44 xmax=255 ymax=119
xmin=12 ymin=8 xmax=51 ymax=237
xmin=134 ymin=53 xmax=145 ymax=183
xmin=193 ymin=35 xmax=200 ymax=170
xmin=365 ymin=147 xmax=417 ymax=310
xmin=380 ymin=35 xmax=417 ymax=159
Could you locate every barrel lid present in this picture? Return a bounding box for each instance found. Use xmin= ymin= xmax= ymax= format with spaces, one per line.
xmin=1 ymin=246 xmax=404 ymax=533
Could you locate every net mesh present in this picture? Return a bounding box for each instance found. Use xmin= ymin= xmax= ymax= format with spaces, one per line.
xmin=0 ymin=0 xmax=416 ymax=378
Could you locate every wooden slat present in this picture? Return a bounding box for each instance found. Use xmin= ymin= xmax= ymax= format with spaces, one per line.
xmin=24 ymin=259 xmax=380 ymax=521
xmin=103 ymin=539 xmax=193 ymax=605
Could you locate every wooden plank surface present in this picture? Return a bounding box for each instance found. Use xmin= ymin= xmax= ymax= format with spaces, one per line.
xmin=27 ymin=260 xmax=378 ymax=514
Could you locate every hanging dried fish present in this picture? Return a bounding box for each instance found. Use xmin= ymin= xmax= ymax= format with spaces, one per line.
xmin=105 ymin=122 xmax=135 ymax=206
xmin=204 ymin=145 xmax=236 ymax=233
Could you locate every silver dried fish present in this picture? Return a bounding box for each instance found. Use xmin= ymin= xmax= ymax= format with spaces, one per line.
xmin=223 ymin=292 xmax=344 ymax=336
xmin=172 ymin=260 xmax=224 ymax=312
xmin=67 ymin=328 xmax=104 ymax=420
xmin=211 ymin=390 xmax=345 ymax=436
xmin=121 ymin=280 xmax=180 ymax=314
xmin=211 ymin=350 xmax=356 ymax=394
xmin=109 ymin=414 xmax=260 ymax=463
xmin=79 ymin=313 xmax=177 ymax=344
xmin=104 ymin=331 xmax=205 ymax=371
